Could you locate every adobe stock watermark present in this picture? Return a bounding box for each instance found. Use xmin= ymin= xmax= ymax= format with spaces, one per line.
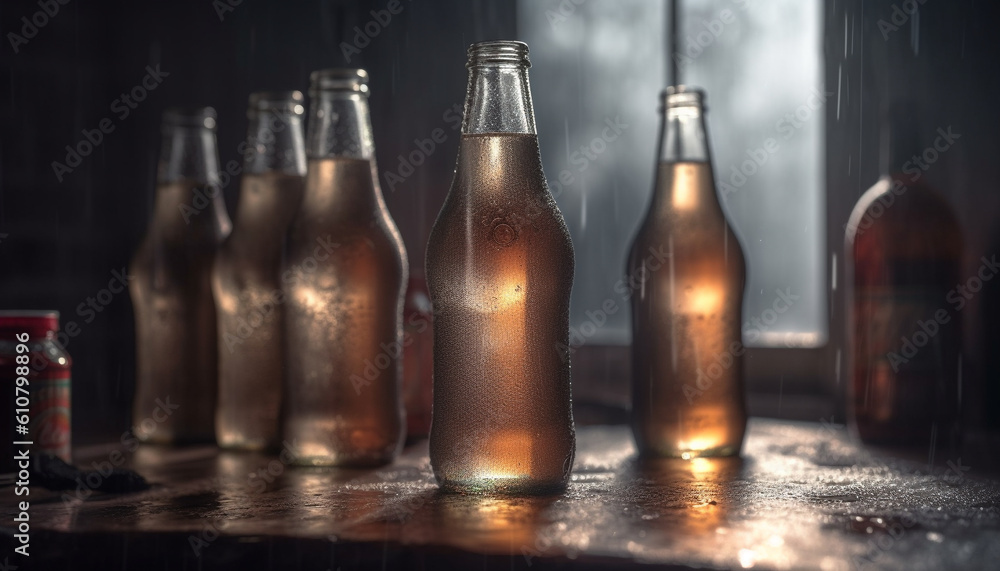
xmin=544 ymin=0 xmax=589 ymax=28
xmin=212 ymin=0 xmax=244 ymax=22
xmin=673 ymin=0 xmax=751 ymax=71
xmin=818 ymin=417 xmax=969 ymax=570
xmin=548 ymin=115 xmax=630 ymax=197
xmin=887 ymin=254 xmax=998 ymax=372
xmin=223 ymin=236 xmax=341 ymax=352
xmin=24 ymin=267 xmax=133 ymax=380
xmin=383 ymin=102 xmax=463 ymax=193
xmin=683 ymin=288 xmax=799 ymax=403
xmin=180 ymin=107 xmax=294 ymax=223
xmin=51 ymin=64 xmax=170 ymax=182
xmin=189 ymin=439 xmax=303 ymax=556
xmin=349 ymin=304 xmax=431 ymax=394
xmin=720 ymin=88 xmax=831 ymax=199
xmin=877 ymin=0 xmax=927 ymax=41
xmin=556 ymin=242 xmax=669 ymax=361
xmin=60 ymin=397 xmax=179 ymax=507
xmin=7 ymin=0 xmax=72 ymax=54
xmin=845 ymin=126 xmax=961 ymax=237
xmin=339 ymin=0 xmax=405 ymax=63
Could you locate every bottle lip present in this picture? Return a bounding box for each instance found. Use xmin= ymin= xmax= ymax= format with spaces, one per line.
xmin=309 ymin=68 xmax=370 ymax=94
xmin=467 ymin=40 xmax=531 ymax=68
xmin=0 ymin=310 xmax=60 ymax=336
xmin=661 ymin=86 xmax=707 ymax=110
xmin=248 ymin=90 xmax=305 ymax=110
xmin=162 ymin=106 xmax=218 ymax=130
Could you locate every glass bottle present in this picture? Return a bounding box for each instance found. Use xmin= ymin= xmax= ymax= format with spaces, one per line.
xmin=130 ymin=107 xmax=231 ymax=444
xmin=846 ymin=103 xmax=963 ymax=448
xmin=628 ymin=87 xmax=748 ymax=459
xmin=213 ymin=92 xmax=307 ymax=450
xmin=283 ymin=69 xmax=408 ymax=467
xmin=426 ymin=41 xmax=576 ymax=494
xmin=402 ymin=275 xmax=433 ymax=441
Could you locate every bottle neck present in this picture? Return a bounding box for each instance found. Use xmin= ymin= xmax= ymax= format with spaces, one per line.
xmin=158 ymin=124 xmax=221 ymax=186
xmin=653 ymin=92 xmax=721 ymax=214
xmin=245 ymin=109 xmax=307 ymax=176
xmin=462 ymin=41 xmax=535 ymax=135
xmin=658 ymin=102 xmax=710 ymax=164
xmin=306 ymin=91 xmax=374 ymax=160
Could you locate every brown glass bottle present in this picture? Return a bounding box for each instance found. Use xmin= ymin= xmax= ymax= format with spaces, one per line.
xmin=402 ymin=275 xmax=433 ymax=441
xmin=846 ymin=115 xmax=963 ymax=448
xmin=130 ymin=107 xmax=231 ymax=444
xmin=629 ymin=87 xmax=747 ymax=459
xmin=212 ymin=92 xmax=307 ymax=450
xmin=426 ymin=41 xmax=576 ymax=494
xmin=282 ymin=69 xmax=408 ymax=466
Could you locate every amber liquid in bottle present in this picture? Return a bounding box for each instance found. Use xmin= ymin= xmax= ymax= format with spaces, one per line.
xmin=427 ymin=41 xmax=575 ymax=494
xmin=283 ymin=69 xmax=407 ymax=466
xmin=131 ymin=108 xmax=231 ymax=443
xmin=213 ymin=93 xmax=306 ymax=451
xmin=847 ymin=174 xmax=962 ymax=447
xmin=629 ymin=88 xmax=747 ymax=459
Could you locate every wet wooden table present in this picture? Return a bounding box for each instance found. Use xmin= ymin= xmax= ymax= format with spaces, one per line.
xmin=3 ymin=419 xmax=1000 ymax=570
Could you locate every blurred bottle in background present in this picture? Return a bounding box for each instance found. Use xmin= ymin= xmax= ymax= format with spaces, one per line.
xmin=130 ymin=107 xmax=231 ymax=444
xmin=846 ymin=103 xmax=963 ymax=450
xmin=426 ymin=41 xmax=576 ymax=494
xmin=629 ymin=87 xmax=747 ymax=459
xmin=402 ymin=276 xmax=433 ymax=441
xmin=283 ymin=69 xmax=408 ymax=466
xmin=213 ymin=92 xmax=307 ymax=451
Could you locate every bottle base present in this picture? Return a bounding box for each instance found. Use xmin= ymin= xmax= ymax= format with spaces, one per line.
xmin=639 ymin=444 xmax=742 ymax=460
xmin=217 ymin=437 xmax=278 ymax=453
xmin=437 ymin=476 xmax=568 ymax=496
xmin=290 ymin=454 xmax=396 ymax=468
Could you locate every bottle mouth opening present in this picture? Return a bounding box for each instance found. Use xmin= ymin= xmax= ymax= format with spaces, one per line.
xmin=163 ymin=107 xmax=218 ymax=130
xmin=310 ymin=68 xmax=370 ymax=94
xmin=248 ymin=90 xmax=305 ymax=115
xmin=467 ymin=40 xmax=530 ymax=68
xmin=661 ymin=86 xmax=707 ymax=110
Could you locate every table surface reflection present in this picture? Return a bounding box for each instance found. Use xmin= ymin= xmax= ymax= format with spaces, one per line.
xmin=5 ymin=419 xmax=1000 ymax=570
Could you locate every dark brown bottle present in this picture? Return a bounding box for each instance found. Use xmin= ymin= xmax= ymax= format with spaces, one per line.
xmin=426 ymin=41 xmax=576 ymax=494
xmin=282 ymin=69 xmax=408 ymax=466
xmin=213 ymin=92 xmax=307 ymax=450
xmin=130 ymin=107 xmax=231 ymax=443
xmin=628 ymin=87 xmax=747 ymax=459
xmin=846 ymin=112 xmax=963 ymax=448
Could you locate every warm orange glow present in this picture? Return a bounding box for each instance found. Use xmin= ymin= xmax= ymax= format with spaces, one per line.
xmin=482 ymin=429 xmax=533 ymax=479
xmin=683 ymin=284 xmax=724 ymax=315
xmin=675 ymin=405 xmax=730 ymax=458
xmin=671 ymin=162 xmax=700 ymax=210
xmin=496 ymin=277 xmax=525 ymax=310
xmin=291 ymin=286 xmax=326 ymax=314
xmin=678 ymin=437 xmax=720 ymax=459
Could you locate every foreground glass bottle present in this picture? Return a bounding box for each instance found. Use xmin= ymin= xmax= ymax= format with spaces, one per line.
xmin=213 ymin=92 xmax=307 ymax=450
xmin=426 ymin=41 xmax=576 ymax=494
xmin=131 ymin=107 xmax=231 ymax=443
xmin=283 ymin=69 xmax=408 ymax=466
xmin=629 ymin=87 xmax=747 ymax=459
xmin=846 ymin=105 xmax=962 ymax=448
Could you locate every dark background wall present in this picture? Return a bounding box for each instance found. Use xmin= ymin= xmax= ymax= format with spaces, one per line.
xmin=0 ymin=0 xmax=515 ymax=445
xmin=825 ymin=0 xmax=1000 ymax=453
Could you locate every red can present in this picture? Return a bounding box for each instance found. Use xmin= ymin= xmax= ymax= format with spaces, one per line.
xmin=0 ymin=311 xmax=72 ymax=472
